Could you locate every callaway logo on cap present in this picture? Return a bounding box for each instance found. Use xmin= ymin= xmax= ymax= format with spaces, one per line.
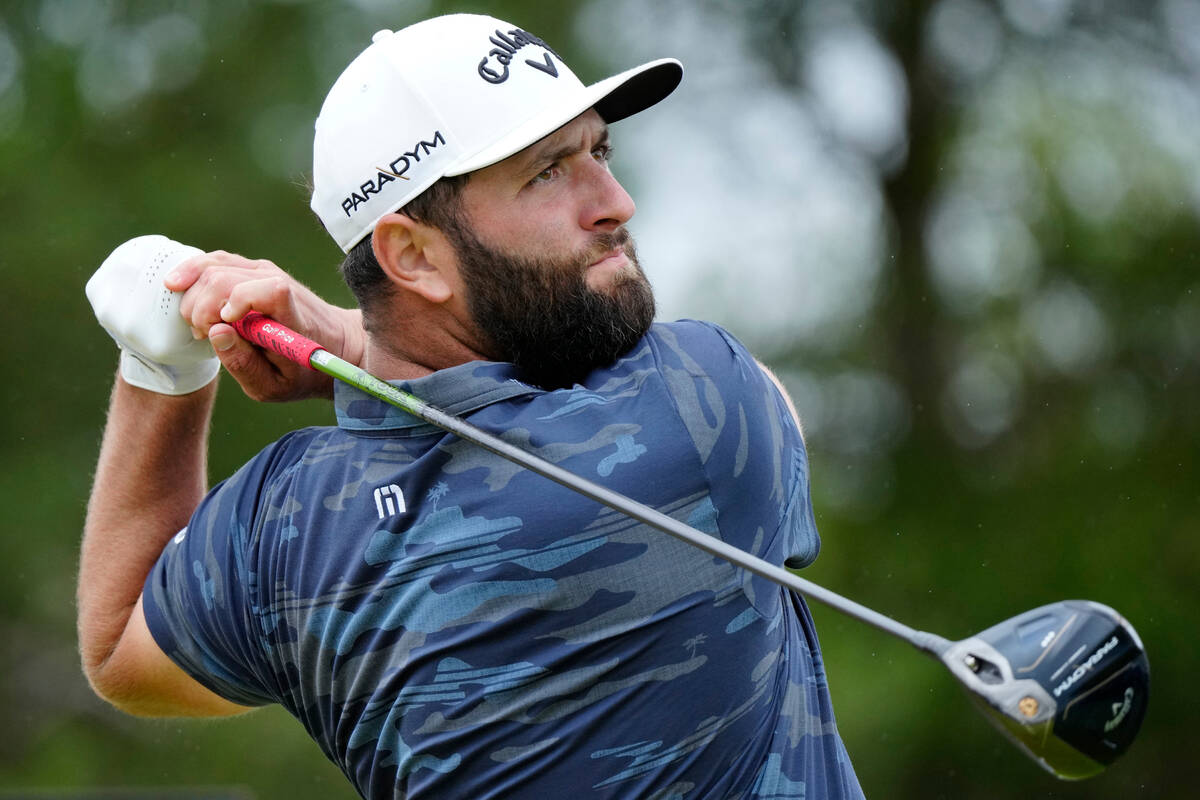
xmin=310 ymin=13 xmax=682 ymax=252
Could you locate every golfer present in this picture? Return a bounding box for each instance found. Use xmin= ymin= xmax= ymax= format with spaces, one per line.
xmin=79 ymin=14 xmax=865 ymax=799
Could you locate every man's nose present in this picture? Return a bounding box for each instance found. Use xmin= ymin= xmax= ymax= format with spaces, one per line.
xmin=580 ymin=160 xmax=636 ymax=233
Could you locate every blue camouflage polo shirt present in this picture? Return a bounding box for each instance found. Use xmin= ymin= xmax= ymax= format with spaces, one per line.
xmin=143 ymin=320 xmax=864 ymax=799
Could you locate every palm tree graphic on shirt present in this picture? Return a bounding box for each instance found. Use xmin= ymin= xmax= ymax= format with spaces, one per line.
xmin=426 ymin=482 xmax=449 ymax=509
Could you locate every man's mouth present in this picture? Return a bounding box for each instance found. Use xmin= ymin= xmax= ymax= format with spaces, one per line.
xmin=588 ymin=248 xmax=628 ymax=269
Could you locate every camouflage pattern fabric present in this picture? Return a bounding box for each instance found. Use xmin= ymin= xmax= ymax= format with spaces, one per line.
xmin=143 ymin=320 xmax=865 ymax=799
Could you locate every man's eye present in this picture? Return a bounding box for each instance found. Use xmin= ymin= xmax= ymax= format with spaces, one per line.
xmin=531 ymin=165 xmax=558 ymax=184
xmin=593 ymin=145 xmax=613 ymax=162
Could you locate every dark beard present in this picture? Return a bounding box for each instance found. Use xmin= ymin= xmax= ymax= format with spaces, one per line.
xmin=450 ymin=225 xmax=656 ymax=390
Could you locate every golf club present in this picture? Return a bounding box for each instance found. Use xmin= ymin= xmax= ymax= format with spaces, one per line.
xmin=232 ymin=311 xmax=1149 ymax=781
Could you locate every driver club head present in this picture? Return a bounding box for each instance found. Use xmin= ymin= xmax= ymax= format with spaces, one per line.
xmin=939 ymin=600 xmax=1149 ymax=780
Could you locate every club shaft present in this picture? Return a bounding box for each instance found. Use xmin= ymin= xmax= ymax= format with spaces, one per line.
xmin=232 ymin=312 xmax=949 ymax=653
xmin=304 ymin=347 xmax=950 ymax=655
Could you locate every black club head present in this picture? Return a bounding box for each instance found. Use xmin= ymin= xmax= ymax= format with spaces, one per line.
xmin=939 ymin=600 xmax=1149 ymax=779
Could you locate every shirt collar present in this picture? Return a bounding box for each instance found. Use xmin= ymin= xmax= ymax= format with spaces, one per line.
xmin=334 ymin=360 xmax=541 ymax=434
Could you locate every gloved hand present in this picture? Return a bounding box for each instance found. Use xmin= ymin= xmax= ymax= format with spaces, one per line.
xmin=86 ymin=235 xmax=220 ymax=395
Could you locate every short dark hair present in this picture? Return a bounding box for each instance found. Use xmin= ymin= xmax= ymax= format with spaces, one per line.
xmin=337 ymin=174 xmax=470 ymax=320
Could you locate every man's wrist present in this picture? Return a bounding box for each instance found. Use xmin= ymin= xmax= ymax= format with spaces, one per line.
xmin=114 ymin=368 xmax=220 ymax=411
xmin=119 ymin=349 xmax=221 ymax=396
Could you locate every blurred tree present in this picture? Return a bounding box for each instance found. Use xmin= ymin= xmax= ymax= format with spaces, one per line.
xmin=656 ymin=0 xmax=1199 ymax=796
xmin=0 ymin=0 xmax=1195 ymax=797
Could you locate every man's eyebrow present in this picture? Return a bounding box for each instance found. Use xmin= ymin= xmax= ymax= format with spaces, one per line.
xmin=517 ymin=127 xmax=610 ymax=174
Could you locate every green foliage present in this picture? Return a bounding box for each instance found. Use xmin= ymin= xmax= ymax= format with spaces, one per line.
xmin=1 ymin=0 xmax=1195 ymax=797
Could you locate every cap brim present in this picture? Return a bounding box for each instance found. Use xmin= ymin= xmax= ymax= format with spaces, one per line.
xmin=446 ymin=57 xmax=682 ymax=176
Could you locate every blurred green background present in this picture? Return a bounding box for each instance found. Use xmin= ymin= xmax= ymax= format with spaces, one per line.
xmin=1 ymin=0 xmax=1196 ymax=797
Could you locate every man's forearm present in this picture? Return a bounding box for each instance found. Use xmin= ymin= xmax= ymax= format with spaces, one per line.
xmin=78 ymin=376 xmax=216 ymax=682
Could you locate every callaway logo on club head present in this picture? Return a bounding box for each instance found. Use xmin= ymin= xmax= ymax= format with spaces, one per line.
xmin=1104 ymin=686 xmax=1135 ymax=732
xmin=478 ymin=29 xmax=560 ymax=84
xmin=340 ymin=130 xmax=445 ymax=218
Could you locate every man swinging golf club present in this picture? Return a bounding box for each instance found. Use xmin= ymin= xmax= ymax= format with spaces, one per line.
xmin=79 ymin=13 xmax=867 ymax=799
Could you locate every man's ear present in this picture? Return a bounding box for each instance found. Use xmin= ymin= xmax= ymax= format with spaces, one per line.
xmin=371 ymin=213 xmax=454 ymax=304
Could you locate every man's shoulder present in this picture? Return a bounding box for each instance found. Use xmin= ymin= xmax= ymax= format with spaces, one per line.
xmin=262 ymin=424 xmax=336 ymax=460
xmin=223 ymin=425 xmax=340 ymax=493
xmin=640 ymin=319 xmax=754 ymax=378
xmin=648 ymin=318 xmax=735 ymax=341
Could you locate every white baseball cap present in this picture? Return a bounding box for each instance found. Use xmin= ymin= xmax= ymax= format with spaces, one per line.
xmin=310 ymin=13 xmax=683 ymax=252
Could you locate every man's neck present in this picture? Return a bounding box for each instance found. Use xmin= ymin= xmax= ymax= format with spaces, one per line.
xmin=360 ymin=307 xmax=491 ymax=381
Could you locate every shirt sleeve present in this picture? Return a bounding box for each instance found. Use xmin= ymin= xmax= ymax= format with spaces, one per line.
xmin=649 ymin=321 xmax=821 ymax=577
xmin=142 ymin=447 xmax=282 ymax=707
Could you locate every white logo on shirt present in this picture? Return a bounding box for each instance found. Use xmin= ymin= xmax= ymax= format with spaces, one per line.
xmin=373 ymin=484 xmax=407 ymax=519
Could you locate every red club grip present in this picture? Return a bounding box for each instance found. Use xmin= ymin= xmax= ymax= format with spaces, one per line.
xmin=232 ymin=311 xmax=323 ymax=370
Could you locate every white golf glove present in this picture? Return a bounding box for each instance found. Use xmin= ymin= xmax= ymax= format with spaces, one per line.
xmin=86 ymin=235 xmax=220 ymax=395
